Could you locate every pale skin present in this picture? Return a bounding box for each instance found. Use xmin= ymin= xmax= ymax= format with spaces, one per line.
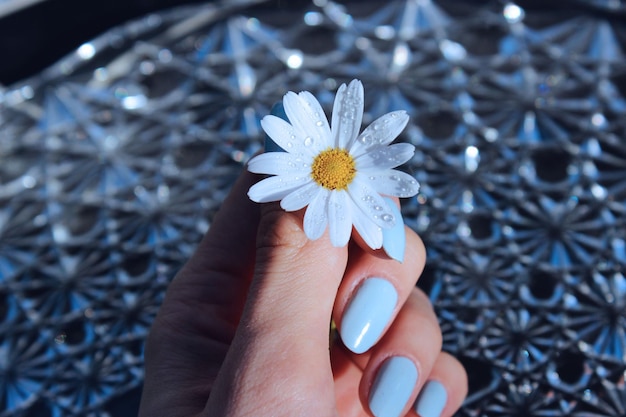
xmin=139 ymin=170 xmax=468 ymax=417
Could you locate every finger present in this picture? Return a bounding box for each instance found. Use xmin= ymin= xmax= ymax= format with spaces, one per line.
xmin=334 ymin=225 xmax=426 ymax=354
xmin=360 ymin=288 xmax=443 ymax=417
xmin=204 ymin=194 xmax=349 ymax=415
xmin=412 ymin=352 xmax=468 ymax=417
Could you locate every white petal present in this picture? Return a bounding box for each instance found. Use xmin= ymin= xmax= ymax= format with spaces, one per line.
xmin=331 ymin=79 xmax=364 ymax=149
xmin=260 ymin=115 xmax=316 ymax=158
xmin=350 ymin=110 xmax=409 ymax=157
xmin=283 ymin=91 xmax=331 ymax=153
xmin=281 ymin=181 xmax=319 ymax=211
xmin=368 ymin=170 xmax=420 ymax=198
xmin=328 ymin=190 xmax=352 ymax=247
xmin=248 ymin=175 xmax=310 ymax=203
xmin=348 ymin=178 xmax=396 ymax=229
xmin=247 ymin=152 xmax=310 ymax=176
xmin=303 ymin=188 xmax=330 ymax=240
xmin=354 ymin=143 xmax=415 ymax=171
xmin=298 ymin=91 xmax=333 ymax=150
xmin=352 ymin=206 xmax=383 ymax=249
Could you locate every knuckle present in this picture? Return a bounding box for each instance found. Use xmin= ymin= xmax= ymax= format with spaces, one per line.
xmin=256 ymin=204 xmax=308 ymax=260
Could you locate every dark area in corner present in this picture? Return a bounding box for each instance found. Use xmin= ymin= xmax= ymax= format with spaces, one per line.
xmin=0 ymin=0 xmax=212 ymax=85
xmin=0 ymin=0 xmax=328 ymax=85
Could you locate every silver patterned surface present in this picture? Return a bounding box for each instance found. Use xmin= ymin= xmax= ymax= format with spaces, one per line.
xmin=1 ymin=0 xmax=626 ymax=415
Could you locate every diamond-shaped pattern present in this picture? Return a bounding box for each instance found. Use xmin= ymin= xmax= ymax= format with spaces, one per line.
xmin=1 ymin=0 xmax=626 ymax=415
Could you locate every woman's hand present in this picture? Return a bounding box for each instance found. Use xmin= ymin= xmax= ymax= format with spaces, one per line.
xmin=139 ymin=170 xmax=467 ymax=417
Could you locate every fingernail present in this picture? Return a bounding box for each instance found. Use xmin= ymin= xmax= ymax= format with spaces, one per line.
xmin=414 ymin=380 xmax=447 ymax=417
xmin=340 ymin=278 xmax=398 ymax=354
xmin=264 ymin=102 xmax=288 ymax=153
xmin=382 ymin=197 xmax=405 ymax=263
xmin=369 ymin=356 xmax=418 ymax=417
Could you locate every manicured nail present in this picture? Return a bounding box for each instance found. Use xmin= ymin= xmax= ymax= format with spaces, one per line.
xmin=264 ymin=102 xmax=288 ymax=153
xmin=340 ymin=278 xmax=398 ymax=354
xmin=414 ymin=380 xmax=447 ymax=417
xmin=369 ymin=356 xmax=418 ymax=417
xmin=382 ymin=197 xmax=405 ymax=263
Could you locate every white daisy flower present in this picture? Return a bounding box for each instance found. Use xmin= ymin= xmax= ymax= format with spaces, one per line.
xmin=247 ymin=79 xmax=419 ymax=249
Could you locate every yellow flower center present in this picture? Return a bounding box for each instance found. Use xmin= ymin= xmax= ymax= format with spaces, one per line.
xmin=311 ymin=148 xmax=356 ymax=190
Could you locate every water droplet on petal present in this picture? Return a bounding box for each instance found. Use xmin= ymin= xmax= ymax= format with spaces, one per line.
xmin=315 ymin=121 xmax=323 ymax=126
xmin=304 ymin=137 xmax=314 ymax=146
xmin=374 ymin=205 xmax=383 ymax=211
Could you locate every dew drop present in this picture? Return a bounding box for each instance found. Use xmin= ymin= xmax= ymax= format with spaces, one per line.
xmin=391 ymin=175 xmax=399 ymax=181
xmin=315 ymin=121 xmax=324 ymax=127
xmin=374 ymin=205 xmax=383 ymax=211
xmin=286 ymin=142 xmax=293 ymax=148
xmin=304 ymin=137 xmax=314 ymax=146
xmin=369 ymin=176 xmax=376 ymax=180
xmin=382 ymin=214 xmax=394 ymax=222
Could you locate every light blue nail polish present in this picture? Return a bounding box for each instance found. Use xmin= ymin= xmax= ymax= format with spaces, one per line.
xmin=264 ymin=102 xmax=288 ymax=153
xmin=340 ymin=278 xmax=397 ymax=354
xmin=414 ymin=380 xmax=447 ymax=417
xmin=369 ymin=356 xmax=418 ymax=417
xmin=382 ymin=198 xmax=405 ymax=263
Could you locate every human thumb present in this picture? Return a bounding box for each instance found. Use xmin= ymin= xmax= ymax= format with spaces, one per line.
xmin=204 ymin=202 xmax=348 ymax=417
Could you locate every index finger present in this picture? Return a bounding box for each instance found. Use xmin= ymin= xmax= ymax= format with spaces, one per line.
xmin=333 ymin=223 xmax=427 ymax=355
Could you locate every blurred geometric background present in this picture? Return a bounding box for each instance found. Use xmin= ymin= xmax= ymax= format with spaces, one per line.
xmin=1 ymin=0 xmax=625 ymax=415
